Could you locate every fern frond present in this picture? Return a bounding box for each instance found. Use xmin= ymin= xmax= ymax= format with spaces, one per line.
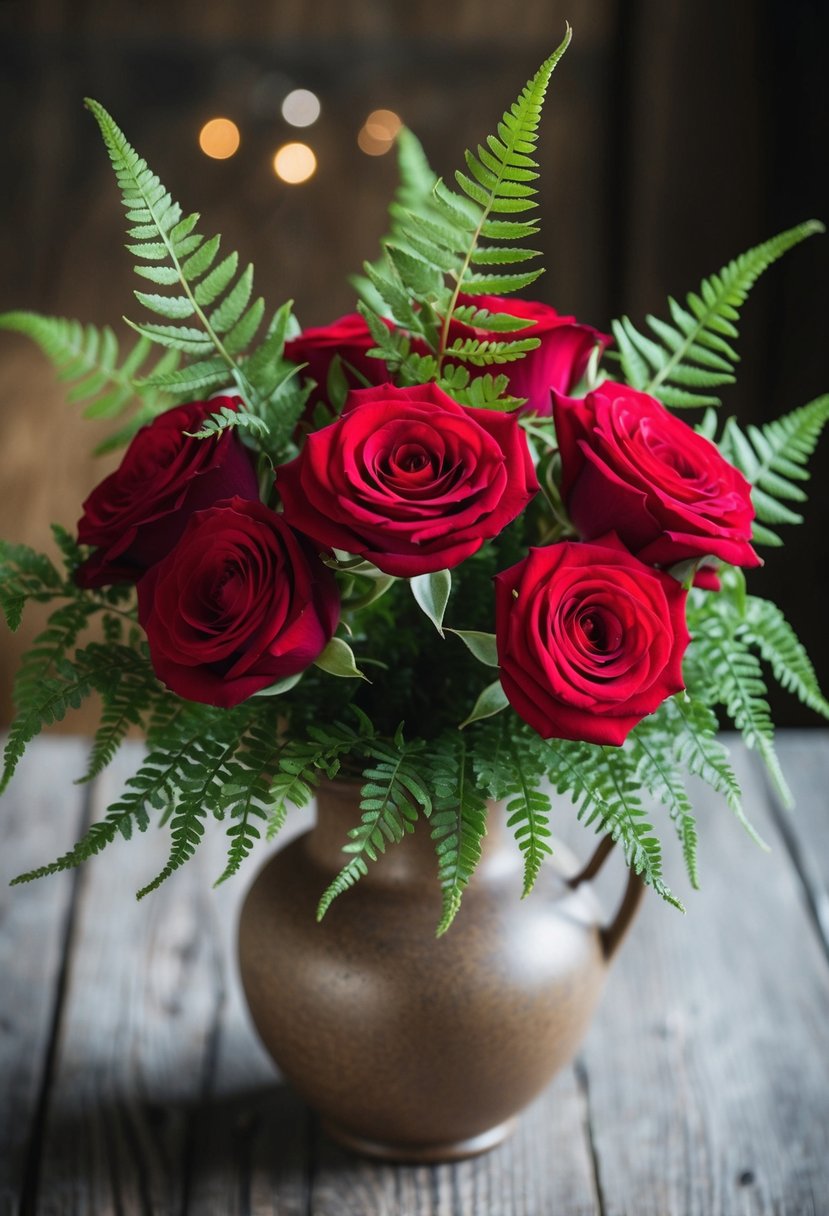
xmin=629 ymin=719 xmax=700 ymax=889
xmin=77 ymin=643 xmax=160 ymax=783
xmin=185 ymin=402 xmax=269 ymax=441
xmin=503 ymin=742 xmax=553 ymax=898
xmin=358 ymin=33 xmax=571 ymax=391
xmin=613 ymin=221 xmax=824 ymax=408
xmin=430 ymin=736 xmax=489 ymax=934
xmin=0 ymin=542 xmax=64 ymax=630
xmin=1 ymin=668 xmax=94 ymax=796
xmin=85 ymin=98 xmax=267 ymax=403
xmin=719 ymin=395 xmax=829 ymax=544
xmin=664 ymin=690 xmax=745 ymax=807
xmin=316 ymin=742 xmax=430 ymax=920
xmin=738 ymin=595 xmax=829 ymax=719
xmin=0 ymin=311 xmax=177 ymax=427
xmin=687 ymin=615 xmax=791 ymax=810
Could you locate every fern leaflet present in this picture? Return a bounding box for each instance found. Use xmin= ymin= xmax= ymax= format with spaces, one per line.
xmin=430 ymin=736 xmax=489 ymax=934
xmin=612 ymin=221 xmax=823 ymax=408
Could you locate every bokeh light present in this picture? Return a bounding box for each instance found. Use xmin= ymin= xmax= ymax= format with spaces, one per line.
xmin=357 ymin=109 xmax=402 ymax=156
xmin=273 ymin=142 xmax=317 ymax=184
xmin=198 ymin=117 xmax=241 ymax=160
xmin=282 ymin=89 xmax=321 ymax=128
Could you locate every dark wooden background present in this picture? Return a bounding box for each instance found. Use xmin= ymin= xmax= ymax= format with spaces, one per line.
xmin=1 ymin=0 xmax=827 ymax=728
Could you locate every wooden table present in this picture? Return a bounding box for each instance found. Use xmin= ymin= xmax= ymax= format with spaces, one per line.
xmin=1 ymin=733 xmax=828 ymax=1215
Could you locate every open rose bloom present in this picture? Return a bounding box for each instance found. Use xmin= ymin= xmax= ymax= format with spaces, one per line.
xmin=2 ymin=43 xmax=826 ymax=920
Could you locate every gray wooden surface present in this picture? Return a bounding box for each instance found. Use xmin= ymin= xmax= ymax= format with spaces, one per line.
xmin=1 ymin=733 xmax=828 ymax=1215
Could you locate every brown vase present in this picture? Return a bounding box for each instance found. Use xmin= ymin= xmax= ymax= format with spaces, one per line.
xmin=237 ymin=779 xmax=644 ymax=1163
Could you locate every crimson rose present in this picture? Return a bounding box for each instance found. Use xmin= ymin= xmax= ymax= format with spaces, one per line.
xmin=276 ymin=382 xmax=538 ymax=577
xmin=450 ymin=294 xmax=610 ymax=415
xmin=284 ymin=312 xmax=389 ymax=406
xmin=554 ymin=382 xmax=759 ymax=569
xmin=75 ymin=397 xmax=258 ymax=587
xmin=494 ymin=535 xmax=689 ymax=745
xmin=137 ymin=497 xmax=339 ymax=708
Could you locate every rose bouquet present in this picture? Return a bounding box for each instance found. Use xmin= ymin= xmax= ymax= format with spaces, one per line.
xmin=2 ymin=32 xmax=828 ymax=932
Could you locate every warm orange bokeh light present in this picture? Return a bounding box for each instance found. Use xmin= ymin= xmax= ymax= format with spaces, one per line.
xmin=198 ymin=117 xmax=241 ymax=160
xmin=273 ymin=142 xmax=317 ymax=184
xmin=357 ymin=108 xmax=402 ymax=157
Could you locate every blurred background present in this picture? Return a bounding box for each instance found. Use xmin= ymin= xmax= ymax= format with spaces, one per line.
xmin=0 ymin=0 xmax=827 ymax=728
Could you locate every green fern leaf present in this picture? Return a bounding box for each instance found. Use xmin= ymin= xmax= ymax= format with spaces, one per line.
xmin=430 ymin=736 xmax=489 ymax=934
xmin=504 ymin=742 xmax=553 ymax=897
xmin=719 ymin=396 xmax=829 ymax=543
xmin=629 ymin=719 xmax=700 ymax=889
xmin=613 ymin=221 xmax=824 ymax=407
xmin=316 ymin=743 xmax=430 ymax=919
xmin=84 ymin=99 xmax=265 ymax=399
xmin=738 ymin=595 xmax=829 ymax=719
xmin=0 ymin=541 xmax=63 ymax=631
xmin=0 ymin=311 xmax=176 ymax=425
xmin=687 ymin=615 xmax=791 ymax=810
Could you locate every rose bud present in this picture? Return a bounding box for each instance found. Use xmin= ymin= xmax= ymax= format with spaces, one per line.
xmin=284 ymin=312 xmax=391 ymax=406
xmin=494 ymin=534 xmax=689 ymax=746
xmin=276 ymin=381 xmax=538 ymax=578
xmin=75 ymin=397 xmax=259 ymax=588
xmin=553 ymin=382 xmax=760 ymax=570
xmin=449 ymin=293 xmax=611 ymax=415
xmin=137 ymin=497 xmax=339 ymax=708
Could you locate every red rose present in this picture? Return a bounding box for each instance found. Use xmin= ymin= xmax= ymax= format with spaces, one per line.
xmin=553 ymin=382 xmax=760 ymax=569
xmin=449 ymin=294 xmax=610 ymax=415
xmin=494 ymin=535 xmax=689 ymax=745
xmin=137 ymin=497 xmax=339 ymax=708
xmin=76 ymin=397 xmax=258 ymax=587
xmin=276 ymin=382 xmax=538 ymax=577
xmin=284 ymin=312 xmax=390 ymax=406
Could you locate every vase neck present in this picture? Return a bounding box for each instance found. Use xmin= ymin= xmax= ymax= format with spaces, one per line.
xmin=307 ymin=779 xmax=506 ymax=886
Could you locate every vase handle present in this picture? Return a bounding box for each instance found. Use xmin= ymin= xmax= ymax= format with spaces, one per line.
xmin=567 ymin=836 xmax=646 ymax=963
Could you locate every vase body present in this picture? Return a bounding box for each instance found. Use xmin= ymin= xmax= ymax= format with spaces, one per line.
xmin=238 ymin=780 xmax=641 ymax=1162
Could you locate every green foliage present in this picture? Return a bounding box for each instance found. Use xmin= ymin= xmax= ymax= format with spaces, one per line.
xmin=359 ymin=32 xmax=571 ymax=389
xmin=430 ymin=736 xmax=489 ymax=934
xmin=739 ymin=595 xmax=829 ymax=720
xmin=317 ymin=736 xmax=432 ymax=920
xmin=719 ymin=395 xmax=829 ymax=544
xmin=0 ymin=542 xmax=64 ymax=632
xmin=687 ymin=584 xmax=790 ymax=810
xmin=84 ymin=98 xmax=299 ymax=444
xmin=612 ymin=221 xmax=823 ymax=408
xmin=0 ymin=312 xmax=177 ymax=441
xmin=629 ymin=714 xmax=700 ymax=889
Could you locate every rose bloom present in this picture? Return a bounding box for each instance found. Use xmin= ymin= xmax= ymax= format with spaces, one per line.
xmin=494 ymin=535 xmax=689 ymax=745
xmin=137 ymin=497 xmax=339 ymax=708
xmin=449 ymin=293 xmax=611 ymax=416
xmin=75 ymin=397 xmax=258 ymax=587
xmin=284 ymin=312 xmax=390 ymax=406
xmin=276 ymin=382 xmax=538 ymax=577
xmin=554 ymin=382 xmax=759 ymax=569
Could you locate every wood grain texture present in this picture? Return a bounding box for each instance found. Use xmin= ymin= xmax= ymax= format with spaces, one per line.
xmin=579 ymin=742 xmax=829 ymax=1216
xmin=1 ymin=735 xmax=829 ymax=1213
xmin=0 ymin=738 xmax=87 ymax=1216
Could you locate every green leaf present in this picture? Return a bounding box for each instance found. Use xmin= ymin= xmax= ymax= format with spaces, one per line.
xmin=410 ymin=569 xmax=452 ymax=635
xmin=719 ymin=396 xmax=829 ymax=544
xmin=458 ymin=679 xmax=509 ymax=729
xmin=447 ymin=629 xmax=499 ymax=667
xmin=0 ymin=311 xmax=175 ymax=429
xmin=314 ymin=636 xmax=369 ymax=680
xmin=612 ymin=221 xmax=824 ymax=408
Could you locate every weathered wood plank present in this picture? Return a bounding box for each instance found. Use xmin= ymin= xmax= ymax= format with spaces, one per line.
xmin=309 ymin=1061 xmax=600 ymax=1215
xmin=0 ymin=738 xmax=88 ymax=1216
xmin=29 ymin=744 xmax=313 ymax=1215
xmin=772 ymin=731 xmax=829 ymax=953
xmin=580 ymin=742 xmax=829 ymax=1215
